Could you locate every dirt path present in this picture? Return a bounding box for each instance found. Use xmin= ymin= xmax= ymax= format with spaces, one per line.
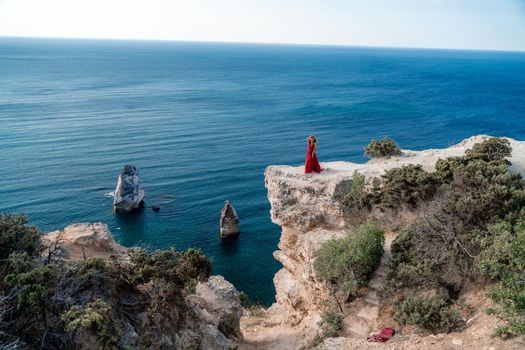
xmin=239 ymin=231 xmax=399 ymax=349
xmin=239 ymin=309 xmax=302 ymax=350
xmin=343 ymin=231 xmax=397 ymax=338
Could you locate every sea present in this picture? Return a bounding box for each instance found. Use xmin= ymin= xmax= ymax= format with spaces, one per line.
xmin=1 ymin=37 xmax=524 ymax=305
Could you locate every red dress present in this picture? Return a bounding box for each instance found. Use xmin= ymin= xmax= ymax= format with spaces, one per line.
xmin=305 ymin=143 xmax=322 ymax=173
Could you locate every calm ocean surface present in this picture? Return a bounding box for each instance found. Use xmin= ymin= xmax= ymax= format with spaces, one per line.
xmin=1 ymin=37 xmax=525 ymax=304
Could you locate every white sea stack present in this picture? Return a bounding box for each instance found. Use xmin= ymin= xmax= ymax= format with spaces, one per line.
xmin=113 ymin=165 xmax=145 ymax=213
xmin=220 ymin=200 xmax=240 ymax=238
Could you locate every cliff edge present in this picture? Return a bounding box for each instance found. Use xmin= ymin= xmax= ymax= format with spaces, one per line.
xmin=258 ymin=135 xmax=525 ymax=348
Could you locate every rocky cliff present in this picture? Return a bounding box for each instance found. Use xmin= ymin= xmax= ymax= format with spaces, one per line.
xmin=42 ymin=224 xmax=242 ymax=350
xmin=263 ymin=135 xmax=525 ymax=328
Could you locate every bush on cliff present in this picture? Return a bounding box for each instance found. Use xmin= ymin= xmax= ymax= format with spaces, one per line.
xmin=63 ymin=299 xmax=119 ymax=349
xmin=341 ymin=171 xmax=370 ymax=223
xmin=0 ymin=214 xmax=213 ymax=349
xmin=434 ymin=137 xmax=512 ymax=183
xmin=341 ymin=165 xmax=439 ymax=217
xmin=373 ymin=164 xmax=438 ymax=211
xmin=480 ymin=221 xmax=525 ymax=336
xmin=364 ymin=137 xmax=402 ymax=158
xmin=466 ymin=137 xmax=512 ymax=162
xmin=384 ymin=138 xmax=525 ymax=334
xmin=314 ymin=220 xmax=384 ymax=310
xmin=0 ymin=214 xmax=41 ymax=260
xmin=312 ymin=308 xmax=343 ymax=346
xmin=394 ymin=294 xmax=463 ymax=333
xmin=341 ymin=171 xmax=366 ymax=208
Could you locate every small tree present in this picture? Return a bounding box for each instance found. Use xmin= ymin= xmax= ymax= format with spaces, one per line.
xmin=480 ymin=221 xmax=525 ymax=336
xmin=312 ymin=308 xmax=343 ymax=346
xmin=375 ymin=164 xmax=438 ymax=211
xmin=314 ymin=221 xmax=384 ymax=311
xmin=341 ymin=171 xmax=370 ymax=223
xmin=364 ymin=137 xmax=402 ymax=158
xmin=0 ymin=214 xmax=42 ymax=260
xmin=395 ymin=294 xmax=463 ymax=333
xmin=466 ymin=137 xmax=512 ymax=162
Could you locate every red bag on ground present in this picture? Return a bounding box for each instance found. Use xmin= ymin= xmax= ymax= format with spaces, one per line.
xmin=367 ymin=327 xmax=395 ymax=342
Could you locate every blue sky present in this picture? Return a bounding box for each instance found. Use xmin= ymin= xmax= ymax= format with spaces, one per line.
xmin=0 ymin=0 xmax=524 ymax=51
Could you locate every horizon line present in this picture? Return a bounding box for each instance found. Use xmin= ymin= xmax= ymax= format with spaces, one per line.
xmin=1 ymin=34 xmax=525 ymax=54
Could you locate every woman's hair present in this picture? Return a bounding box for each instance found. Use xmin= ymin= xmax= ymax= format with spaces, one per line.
xmin=307 ymin=135 xmax=317 ymax=144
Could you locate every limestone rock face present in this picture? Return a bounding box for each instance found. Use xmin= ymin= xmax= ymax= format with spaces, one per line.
xmin=196 ymin=275 xmax=243 ymax=339
xmin=113 ymin=165 xmax=145 ymax=213
xmin=220 ymin=201 xmax=240 ymax=238
xmin=264 ymin=135 xmax=525 ymax=327
xmin=43 ymin=223 xmax=128 ymax=262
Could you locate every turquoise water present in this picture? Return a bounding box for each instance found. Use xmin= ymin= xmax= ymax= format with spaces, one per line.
xmin=1 ymin=37 xmax=525 ymax=305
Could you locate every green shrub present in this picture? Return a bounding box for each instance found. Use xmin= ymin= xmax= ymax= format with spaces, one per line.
xmin=130 ymin=248 xmax=181 ymax=285
xmin=387 ymin=137 xmax=525 ymax=288
xmin=480 ymin=221 xmax=525 ymax=336
xmin=176 ymin=248 xmax=213 ymax=282
xmin=218 ymin=313 xmax=237 ymax=338
xmin=130 ymin=248 xmax=211 ymax=290
xmin=480 ymin=221 xmax=525 ymax=284
xmin=374 ymin=164 xmax=438 ymax=210
xmin=342 ymin=171 xmax=366 ymax=207
xmin=486 ymin=285 xmax=525 ymax=337
xmin=364 ymin=137 xmax=402 ymax=158
xmin=0 ymin=214 xmax=41 ymax=260
xmin=395 ymin=294 xmax=463 ymax=333
xmin=63 ymin=299 xmax=119 ymax=349
xmin=387 ymin=225 xmax=438 ymax=288
xmin=0 ymin=214 xmax=218 ymax=349
xmin=434 ymin=156 xmax=468 ymax=183
xmin=312 ymin=308 xmax=343 ymax=346
xmin=68 ymin=258 xmax=124 ymax=291
xmin=435 ymin=137 xmax=512 ymax=183
xmin=447 ymin=159 xmax=524 ymax=229
xmin=314 ymin=221 xmax=384 ymax=309
xmin=239 ymin=291 xmax=252 ymax=308
xmin=342 ymin=171 xmax=370 ymax=223
xmin=318 ymin=309 xmax=343 ymax=338
xmin=3 ymin=252 xmax=57 ymax=310
xmin=466 ymin=137 xmax=512 ymax=162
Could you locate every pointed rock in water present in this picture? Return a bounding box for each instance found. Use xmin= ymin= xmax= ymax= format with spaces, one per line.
xmin=113 ymin=165 xmax=145 ymax=213
xmin=220 ymin=200 xmax=239 ymax=238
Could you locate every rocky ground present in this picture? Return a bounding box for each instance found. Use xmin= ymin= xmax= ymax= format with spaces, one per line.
xmin=315 ymin=311 xmax=525 ymax=350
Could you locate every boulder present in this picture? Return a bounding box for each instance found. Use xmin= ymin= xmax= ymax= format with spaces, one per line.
xmin=42 ymin=223 xmax=128 ymax=262
xmin=113 ymin=165 xmax=145 ymax=213
xmin=220 ymin=200 xmax=239 ymax=238
xmin=195 ymin=275 xmax=243 ymax=339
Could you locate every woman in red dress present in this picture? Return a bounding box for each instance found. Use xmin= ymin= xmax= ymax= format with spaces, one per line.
xmin=305 ymin=135 xmax=323 ymax=173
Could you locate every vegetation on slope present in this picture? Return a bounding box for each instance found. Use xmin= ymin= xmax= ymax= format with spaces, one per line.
xmin=314 ymin=220 xmax=384 ymax=311
xmin=0 ymin=214 xmax=212 ymax=349
xmin=312 ymin=308 xmax=344 ymax=346
xmin=340 ymin=137 xmax=525 ymax=335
